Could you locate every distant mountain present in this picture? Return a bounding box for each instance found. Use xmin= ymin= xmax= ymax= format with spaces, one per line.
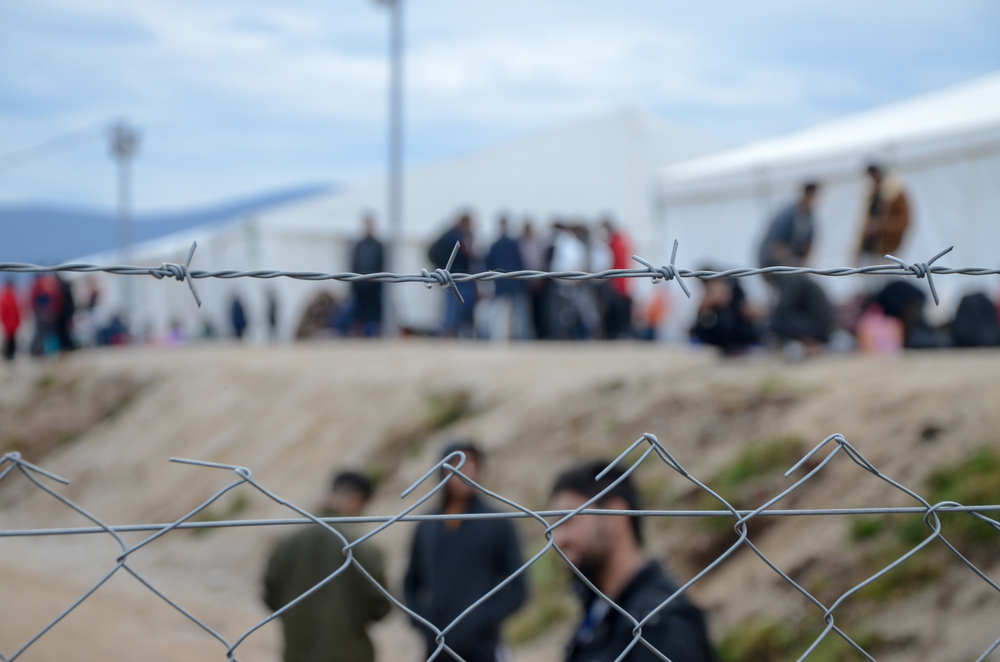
xmin=0 ymin=183 xmax=333 ymax=265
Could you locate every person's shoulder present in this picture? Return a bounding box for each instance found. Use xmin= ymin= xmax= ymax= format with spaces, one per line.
xmin=623 ymin=562 xmax=692 ymax=615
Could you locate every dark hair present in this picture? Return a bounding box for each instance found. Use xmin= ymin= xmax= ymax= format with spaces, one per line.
xmin=866 ymin=163 xmax=883 ymax=177
xmin=551 ymin=460 xmax=644 ymax=544
xmin=441 ymin=439 xmax=483 ymax=465
xmin=331 ymin=471 xmax=374 ymax=501
xmin=802 ymin=181 xmax=820 ymax=195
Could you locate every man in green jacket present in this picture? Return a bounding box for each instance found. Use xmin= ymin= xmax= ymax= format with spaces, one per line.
xmin=263 ymin=471 xmax=391 ymax=662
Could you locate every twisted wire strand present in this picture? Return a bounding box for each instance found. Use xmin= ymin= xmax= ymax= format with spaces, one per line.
xmin=2 ymin=241 xmax=996 ymax=307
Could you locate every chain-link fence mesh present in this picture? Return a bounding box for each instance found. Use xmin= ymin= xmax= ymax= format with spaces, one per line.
xmin=2 ymin=431 xmax=999 ymax=662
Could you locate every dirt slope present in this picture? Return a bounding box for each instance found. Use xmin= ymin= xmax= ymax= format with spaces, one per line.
xmin=1 ymin=342 xmax=998 ymax=662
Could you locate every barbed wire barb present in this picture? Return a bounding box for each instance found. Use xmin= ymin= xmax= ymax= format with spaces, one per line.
xmin=150 ymin=240 xmax=202 ymax=307
xmin=884 ymin=245 xmax=953 ymax=305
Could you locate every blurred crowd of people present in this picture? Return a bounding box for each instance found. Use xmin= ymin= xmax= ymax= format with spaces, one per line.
xmin=4 ymin=161 xmax=998 ymax=361
xmin=326 ymin=210 xmax=666 ymax=342
xmin=689 ymin=163 xmax=1000 ymax=359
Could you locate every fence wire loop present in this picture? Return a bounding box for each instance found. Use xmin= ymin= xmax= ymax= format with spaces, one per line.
xmin=631 ymin=239 xmax=691 ymax=298
xmin=883 ymin=245 xmax=953 ymax=305
xmin=421 ymin=240 xmax=465 ymax=305
xmin=149 ymin=241 xmax=202 ymax=307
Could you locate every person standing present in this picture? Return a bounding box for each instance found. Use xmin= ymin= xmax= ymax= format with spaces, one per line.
xmin=404 ymin=441 xmax=527 ymax=662
xmin=550 ymin=461 xmax=714 ymax=662
xmin=231 ymin=295 xmax=247 ymax=340
xmin=264 ymin=471 xmax=391 ymax=662
xmin=758 ymin=182 xmax=834 ymax=350
xmin=601 ymin=218 xmax=634 ymax=339
xmin=429 ymin=212 xmax=477 ymax=338
xmin=351 ymin=214 xmax=385 ymax=337
xmin=486 ymin=216 xmax=529 ymax=341
xmin=857 ymin=163 xmax=911 ymax=264
xmin=518 ymin=219 xmax=550 ymax=339
xmin=1 ymin=279 xmax=21 ymax=361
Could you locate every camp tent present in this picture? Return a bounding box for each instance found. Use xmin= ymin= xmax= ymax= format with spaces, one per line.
xmin=81 ymin=109 xmax=727 ymax=341
xmin=657 ymin=72 xmax=1000 ymax=340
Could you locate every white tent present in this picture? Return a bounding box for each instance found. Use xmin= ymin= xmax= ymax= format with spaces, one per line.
xmin=84 ymin=109 xmax=727 ymax=340
xmin=657 ymin=72 xmax=1000 ymax=339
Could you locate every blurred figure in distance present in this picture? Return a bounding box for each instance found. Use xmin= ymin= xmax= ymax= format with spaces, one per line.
xmin=264 ymin=471 xmax=391 ymax=662
xmin=758 ymin=182 xmax=834 ymax=354
xmin=600 ymin=217 xmax=634 ymax=339
xmin=1 ymin=278 xmax=21 ymax=361
xmin=429 ymin=211 xmax=477 ymax=338
xmin=689 ymin=268 xmax=759 ymax=355
xmin=231 ymin=294 xmax=247 ymax=340
xmin=485 ymin=215 xmax=530 ymax=341
xmin=857 ymin=162 xmax=911 ymax=265
xmin=351 ymin=214 xmax=385 ymax=337
xmin=518 ymin=218 xmax=549 ymax=339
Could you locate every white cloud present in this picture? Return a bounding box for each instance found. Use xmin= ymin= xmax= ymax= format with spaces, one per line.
xmin=0 ymin=0 xmax=997 ymax=209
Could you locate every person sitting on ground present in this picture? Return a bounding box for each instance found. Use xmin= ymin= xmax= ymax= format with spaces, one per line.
xmin=689 ymin=268 xmax=759 ymax=355
xmin=551 ymin=460 xmax=714 ymax=662
xmin=263 ymin=471 xmax=391 ymax=662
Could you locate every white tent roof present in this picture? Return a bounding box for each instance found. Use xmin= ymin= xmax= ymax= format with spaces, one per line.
xmin=257 ymin=108 xmax=728 ymax=257
xmin=663 ymin=72 xmax=1000 ymax=196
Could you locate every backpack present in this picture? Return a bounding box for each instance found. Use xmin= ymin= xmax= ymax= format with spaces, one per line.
xmin=951 ymin=292 xmax=1000 ymax=347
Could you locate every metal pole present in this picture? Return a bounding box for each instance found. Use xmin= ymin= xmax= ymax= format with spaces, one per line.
xmin=109 ymin=121 xmax=139 ymax=327
xmin=385 ymin=0 xmax=404 ymax=336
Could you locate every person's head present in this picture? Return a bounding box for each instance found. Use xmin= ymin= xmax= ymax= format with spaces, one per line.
xmin=866 ymin=163 xmax=884 ymax=184
xmin=497 ymin=215 xmax=509 ymax=236
xmin=456 ymin=211 xmax=473 ymax=233
xmin=800 ymin=181 xmax=820 ymax=210
xmin=549 ymin=460 xmax=644 ymax=582
xmin=324 ymin=470 xmax=374 ymax=517
xmin=600 ymin=216 xmax=616 ymax=235
xmin=362 ymin=213 xmax=377 ymax=238
xmin=440 ymin=439 xmax=483 ymax=501
xmin=521 ymin=219 xmax=535 ymax=238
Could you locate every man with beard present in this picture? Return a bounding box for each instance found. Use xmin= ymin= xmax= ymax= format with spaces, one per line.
xmin=550 ymin=461 xmax=713 ymax=662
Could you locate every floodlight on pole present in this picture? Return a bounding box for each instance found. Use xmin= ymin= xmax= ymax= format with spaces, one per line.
xmin=375 ymin=0 xmax=404 ymax=336
xmin=108 ymin=120 xmax=140 ymax=325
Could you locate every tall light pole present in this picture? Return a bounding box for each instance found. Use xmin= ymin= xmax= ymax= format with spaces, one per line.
xmin=109 ymin=120 xmax=139 ymax=325
xmin=376 ymin=0 xmax=404 ymax=336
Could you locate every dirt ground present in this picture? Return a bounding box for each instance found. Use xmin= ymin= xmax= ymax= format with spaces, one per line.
xmin=1 ymin=342 xmax=998 ymax=662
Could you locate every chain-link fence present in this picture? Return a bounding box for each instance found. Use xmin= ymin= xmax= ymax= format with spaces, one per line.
xmin=2 ymin=430 xmax=999 ymax=662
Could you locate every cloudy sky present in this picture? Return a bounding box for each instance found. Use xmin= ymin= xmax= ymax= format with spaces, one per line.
xmin=1 ymin=0 xmax=998 ymax=211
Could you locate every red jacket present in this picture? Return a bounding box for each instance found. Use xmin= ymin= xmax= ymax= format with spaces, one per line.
xmin=1 ymin=284 xmax=20 ymax=336
xmin=607 ymin=231 xmax=633 ymax=297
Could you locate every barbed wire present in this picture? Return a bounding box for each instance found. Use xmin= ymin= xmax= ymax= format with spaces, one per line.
xmin=2 ymin=431 xmax=998 ymax=662
xmin=3 ymin=240 xmax=998 ymax=308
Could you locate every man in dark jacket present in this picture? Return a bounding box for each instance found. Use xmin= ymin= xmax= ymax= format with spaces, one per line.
xmin=264 ymin=471 xmax=391 ymax=662
xmin=429 ymin=212 xmax=477 ymax=337
xmin=486 ymin=215 xmax=529 ymax=341
xmin=351 ymin=214 xmax=385 ymax=336
xmin=404 ymin=441 xmax=527 ymax=662
xmin=551 ymin=461 xmax=714 ymax=662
